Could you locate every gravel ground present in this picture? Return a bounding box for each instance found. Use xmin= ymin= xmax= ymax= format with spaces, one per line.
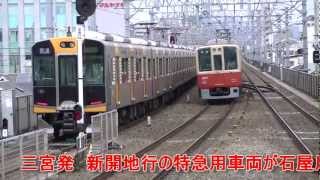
xmin=47 ymin=66 xmax=319 ymax=180
xmin=110 ymin=103 xmax=232 ymax=180
xmin=47 ymin=85 xmax=207 ymax=180
xmin=167 ymin=78 xmax=317 ymax=179
xmin=244 ymin=64 xmax=319 ymax=155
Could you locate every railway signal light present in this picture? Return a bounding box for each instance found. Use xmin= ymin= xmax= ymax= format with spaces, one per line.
xmin=169 ymin=35 xmax=176 ymax=44
xmin=76 ymin=0 xmax=96 ymax=17
xmin=313 ymin=50 xmax=320 ymax=64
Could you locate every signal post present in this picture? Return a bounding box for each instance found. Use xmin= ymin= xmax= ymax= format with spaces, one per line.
xmin=75 ymin=0 xmax=97 ymax=127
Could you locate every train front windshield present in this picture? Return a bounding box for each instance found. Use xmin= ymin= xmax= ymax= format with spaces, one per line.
xmin=33 ymin=56 xmax=55 ymax=86
xmin=198 ymin=48 xmax=212 ymax=72
xmin=32 ymin=40 xmax=56 ymax=106
xmin=224 ymin=47 xmax=238 ymax=70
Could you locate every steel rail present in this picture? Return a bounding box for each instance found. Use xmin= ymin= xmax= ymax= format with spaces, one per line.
xmin=93 ymin=105 xmax=210 ymax=180
xmin=246 ymin=67 xmax=320 ymax=127
xmin=152 ymin=101 xmax=236 ymax=180
xmin=243 ymin=69 xmax=314 ymax=155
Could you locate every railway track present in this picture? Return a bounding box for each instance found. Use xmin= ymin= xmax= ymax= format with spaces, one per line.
xmin=93 ymin=101 xmax=236 ymax=180
xmin=243 ymin=63 xmax=320 ymax=156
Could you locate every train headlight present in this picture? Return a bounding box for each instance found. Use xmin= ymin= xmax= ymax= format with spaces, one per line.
xmin=60 ymin=42 xmax=67 ymax=48
xmin=60 ymin=42 xmax=75 ymax=48
xmin=69 ymin=42 xmax=75 ymax=48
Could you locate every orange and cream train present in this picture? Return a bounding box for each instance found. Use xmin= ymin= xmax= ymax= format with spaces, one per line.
xmin=32 ymin=31 xmax=196 ymax=138
xmin=196 ymin=44 xmax=242 ymax=100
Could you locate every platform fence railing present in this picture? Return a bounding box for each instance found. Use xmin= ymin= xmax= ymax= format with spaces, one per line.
xmin=0 ymin=129 xmax=48 ymax=180
xmin=91 ymin=110 xmax=118 ymax=155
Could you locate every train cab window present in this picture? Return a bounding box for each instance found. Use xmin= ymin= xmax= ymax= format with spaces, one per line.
xmin=224 ymin=47 xmax=238 ymax=70
xmin=213 ymin=55 xmax=223 ymax=70
xmin=136 ymin=58 xmax=142 ymax=81
xmin=121 ymin=58 xmax=129 ymax=83
xmin=33 ymin=56 xmax=55 ymax=86
xmin=198 ymin=48 xmax=211 ymax=71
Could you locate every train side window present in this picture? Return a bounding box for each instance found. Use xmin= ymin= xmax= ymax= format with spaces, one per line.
xmin=166 ymin=58 xmax=169 ymax=75
xmin=177 ymin=57 xmax=179 ymax=71
xmin=147 ymin=59 xmax=152 ymax=79
xmin=136 ymin=58 xmax=142 ymax=81
xmin=142 ymin=57 xmax=146 ymax=80
xmin=224 ymin=47 xmax=238 ymax=70
xmin=168 ymin=58 xmax=171 ymax=74
xmin=154 ymin=58 xmax=157 ymax=78
xmin=176 ymin=57 xmax=178 ymax=72
xmin=213 ymin=55 xmax=223 ymax=70
xmin=112 ymin=57 xmax=118 ymax=83
xmin=159 ymin=58 xmax=163 ymax=76
xmin=121 ymin=58 xmax=129 ymax=83
xmin=162 ymin=58 xmax=165 ymax=76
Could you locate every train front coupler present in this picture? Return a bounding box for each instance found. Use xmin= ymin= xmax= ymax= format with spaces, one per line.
xmin=55 ymin=101 xmax=83 ymax=138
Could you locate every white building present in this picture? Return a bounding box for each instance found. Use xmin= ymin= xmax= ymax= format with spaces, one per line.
xmin=0 ymin=0 xmax=96 ymax=74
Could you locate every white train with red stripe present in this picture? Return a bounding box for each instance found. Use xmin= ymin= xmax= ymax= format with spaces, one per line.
xmin=196 ymin=44 xmax=242 ymax=100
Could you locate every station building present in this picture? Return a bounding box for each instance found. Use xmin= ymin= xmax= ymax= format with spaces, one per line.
xmin=0 ymin=0 xmax=96 ymax=74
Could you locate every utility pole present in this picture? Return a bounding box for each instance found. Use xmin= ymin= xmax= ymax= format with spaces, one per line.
xmin=302 ymin=0 xmax=308 ymax=71
xmin=124 ymin=0 xmax=131 ymax=37
xmin=285 ymin=8 xmax=290 ymax=67
xmin=315 ymin=0 xmax=320 ymax=73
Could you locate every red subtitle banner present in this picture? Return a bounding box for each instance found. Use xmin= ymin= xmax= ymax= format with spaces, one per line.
xmin=21 ymin=154 xmax=320 ymax=173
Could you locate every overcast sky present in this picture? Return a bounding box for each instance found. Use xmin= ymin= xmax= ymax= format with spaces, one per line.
xmin=95 ymin=0 xmax=316 ymax=36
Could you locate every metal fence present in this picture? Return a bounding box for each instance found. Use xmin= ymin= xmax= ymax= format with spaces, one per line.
xmin=15 ymin=95 xmax=37 ymax=135
xmin=282 ymin=68 xmax=320 ymax=98
xmin=91 ymin=110 xmax=119 ymax=154
xmin=252 ymin=61 xmax=320 ymax=99
xmin=269 ymin=64 xmax=281 ymax=80
xmin=0 ymin=129 xmax=48 ymax=180
xmin=0 ymin=89 xmax=36 ymax=138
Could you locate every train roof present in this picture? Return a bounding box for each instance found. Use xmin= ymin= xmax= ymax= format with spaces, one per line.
xmin=72 ymin=31 xmax=193 ymax=50
xmin=196 ymin=44 xmax=240 ymax=50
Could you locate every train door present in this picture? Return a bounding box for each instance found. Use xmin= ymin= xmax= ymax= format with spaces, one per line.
xmin=154 ymin=57 xmax=158 ymax=96
xmin=82 ymin=40 xmax=106 ymax=112
xmin=143 ymin=56 xmax=147 ymax=98
xmin=58 ymin=55 xmax=78 ymax=104
xmin=130 ymin=56 xmax=134 ymax=104
xmin=146 ymin=57 xmax=152 ymax=99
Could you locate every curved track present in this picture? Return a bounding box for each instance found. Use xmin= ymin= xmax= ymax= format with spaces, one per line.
xmin=93 ymin=101 xmax=236 ymax=180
